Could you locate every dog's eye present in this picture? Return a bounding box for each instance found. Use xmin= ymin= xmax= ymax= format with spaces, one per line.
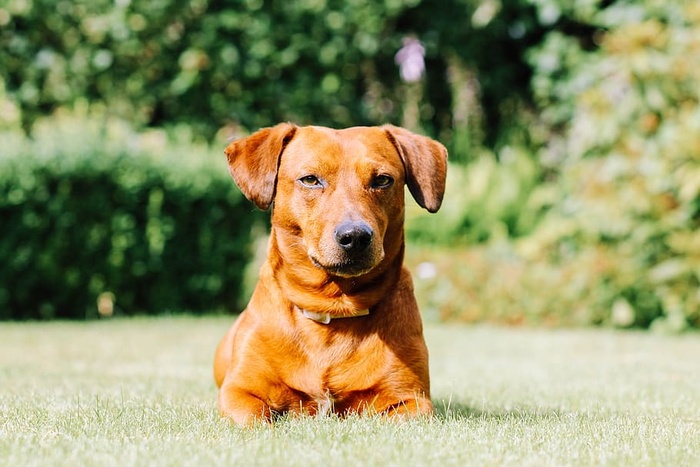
xmin=372 ymin=175 xmax=394 ymax=188
xmin=299 ymin=175 xmax=322 ymax=187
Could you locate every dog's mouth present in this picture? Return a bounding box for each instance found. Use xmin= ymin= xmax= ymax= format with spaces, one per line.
xmin=309 ymin=255 xmax=377 ymax=278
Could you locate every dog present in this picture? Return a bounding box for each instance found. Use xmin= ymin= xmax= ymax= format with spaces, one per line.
xmin=213 ymin=124 xmax=447 ymax=425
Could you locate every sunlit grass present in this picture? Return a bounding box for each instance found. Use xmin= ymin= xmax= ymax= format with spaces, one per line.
xmin=1 ymin=317 xmax=698 ymax=466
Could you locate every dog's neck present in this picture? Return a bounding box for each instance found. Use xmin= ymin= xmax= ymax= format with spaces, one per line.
xmin=267 ymin=229 xmax=405 ymax=318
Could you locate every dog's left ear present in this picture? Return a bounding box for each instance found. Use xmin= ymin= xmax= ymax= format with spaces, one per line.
xmin=383 ymin=125 xmax=448 ymax=213
xmin=224 ymin=123 xmax=297 ymax=210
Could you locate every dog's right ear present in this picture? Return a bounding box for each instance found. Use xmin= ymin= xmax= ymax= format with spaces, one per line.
xmin=224 ymin=123 xmax=297 ymax=210
xmin=382 ymin=125 xmax=448 ymax=213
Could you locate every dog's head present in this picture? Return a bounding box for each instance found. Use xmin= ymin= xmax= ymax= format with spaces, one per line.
xmin=225 ymin=124 xmax=447 ymax=278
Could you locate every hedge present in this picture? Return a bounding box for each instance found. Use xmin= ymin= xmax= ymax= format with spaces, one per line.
xmin=0 ymin=113 xmax=260 ymax=320
xmin=0 ymin=0 xmax=543 ymax=157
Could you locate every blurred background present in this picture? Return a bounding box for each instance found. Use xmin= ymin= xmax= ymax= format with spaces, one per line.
xmin=0 ymin=0 xmax=698 ymax=330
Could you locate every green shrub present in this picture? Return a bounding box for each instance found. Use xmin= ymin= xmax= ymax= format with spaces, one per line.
xmin=406 ymin=146 xmax=542 ymax=244
xmin=408 ymin=243 xmax=606 ymax=327
xmin=522 ymin=2 xmax=700 ymax=331
xmin=406 ymin=1 xmax=700 ymax=331
xmin=0 ymin=112 xmax=259 ymax=320
xmin=412 ymin=1 xmax=699 ymax=331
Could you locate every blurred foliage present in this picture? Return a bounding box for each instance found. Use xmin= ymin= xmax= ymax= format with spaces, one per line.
xmin=0 ymin=0 xmax=543 ymax=158
xmin=409 ymin=243 xmax=606 ymax=327
xmin=0 ymin=112 xmax=259 ymax=319
xmin=1 ymin=0 xmax=698 ymax=329
xmin=406 ymin=148 xmax=540 ymax=244
xmin=410 ymin=1 xmax=700 ymax=331
xmin=522 ymin=1 xmax=700 ymax=331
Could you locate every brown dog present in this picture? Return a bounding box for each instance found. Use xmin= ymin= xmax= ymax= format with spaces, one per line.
xmin=214 ymin=124 xmax=447 ymax=425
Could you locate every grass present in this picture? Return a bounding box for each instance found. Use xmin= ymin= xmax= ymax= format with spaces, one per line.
xmin=1 ymin=317 xmax=699 ymax=466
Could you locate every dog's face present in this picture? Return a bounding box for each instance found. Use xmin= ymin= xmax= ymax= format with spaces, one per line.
xmin=273 ymin=126 xmax=405 ymax=277
xmin=225 ymin=124 xmax=447 ymax=278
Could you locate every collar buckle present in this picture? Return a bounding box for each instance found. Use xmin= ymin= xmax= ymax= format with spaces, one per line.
xmin=300 ymin=307 xmax=370 ymax=324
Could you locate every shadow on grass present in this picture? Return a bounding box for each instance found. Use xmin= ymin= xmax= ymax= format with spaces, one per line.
xmin=432 ymin=399 xmax=564 ymax=422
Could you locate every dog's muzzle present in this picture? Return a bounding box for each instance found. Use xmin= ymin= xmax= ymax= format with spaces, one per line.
xmin=309 ymin=220 xmax=382 ymax=277
xmin=334 ymin=221 xmax=373 ymax=256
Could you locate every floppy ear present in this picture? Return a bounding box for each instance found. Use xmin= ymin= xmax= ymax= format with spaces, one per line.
xmin=224 ymin=123 xmax=297 ymax=210
xmin=382 ymin=125 xmax=448 ymax=213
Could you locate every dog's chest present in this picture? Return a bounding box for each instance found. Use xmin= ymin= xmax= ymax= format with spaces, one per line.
xmin=290 ymin=327 xmax=384 ymax=408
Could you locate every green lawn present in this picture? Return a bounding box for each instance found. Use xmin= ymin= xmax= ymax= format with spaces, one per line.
xmin=1 ymin=317 xmax=698 ymax=466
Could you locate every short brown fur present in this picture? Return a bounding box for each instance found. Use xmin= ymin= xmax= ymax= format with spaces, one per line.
xmin=214 ymin=124 xmax=447 ymax=425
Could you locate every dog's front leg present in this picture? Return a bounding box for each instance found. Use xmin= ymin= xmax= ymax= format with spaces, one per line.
xmin=218 ymin=384 xmax=273 ymax=426
xmin=383 ymin=396 xmax=434 ymax=419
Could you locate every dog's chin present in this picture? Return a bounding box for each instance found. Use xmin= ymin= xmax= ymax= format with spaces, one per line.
xmin=309 ymin=255 xmax=378 ymax=278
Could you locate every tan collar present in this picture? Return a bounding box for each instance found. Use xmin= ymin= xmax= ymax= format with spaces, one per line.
xmin=298 ymin=307 xmax=370 ymax=324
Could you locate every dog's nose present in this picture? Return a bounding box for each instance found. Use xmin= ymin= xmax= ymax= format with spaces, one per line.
xmin=335 ymin=221 xmax=373 ymax=254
